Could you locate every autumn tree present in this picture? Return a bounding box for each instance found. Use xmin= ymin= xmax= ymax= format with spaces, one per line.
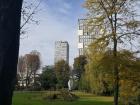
xmin=17 ymin=56 xmax=26 ymax=88
xmin=84 ymin=45 xmax=114 ymax=95
xmin=24 ymin=50 xmax=41 ymax=88
xmin=85 ymin=42 xmax=140 ymax=98
xmin=84 ymin=0 xmax=140 ymax=105
xmin=0 ymin=0 xmax=23 ymax=105
xmin=118 ymin=51 xmax=140 ymax=105
xmin=55 ymin=60 xmax=70 ymax=89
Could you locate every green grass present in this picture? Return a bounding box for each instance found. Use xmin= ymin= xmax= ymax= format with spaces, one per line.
xmin=13 ymin=91 xmax=113 ymax=105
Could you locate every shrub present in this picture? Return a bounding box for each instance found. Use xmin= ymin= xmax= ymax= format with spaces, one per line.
xmin=42 ymin=93 xmax=59 ymax=101
xmin=60 ymin=89 xmax=79 ymax=101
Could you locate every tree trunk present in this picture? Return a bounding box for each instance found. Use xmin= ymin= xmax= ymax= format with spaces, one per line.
xmin=113 ymin=41 xmax=119 ymax=105
xmin=114 ymin=66 xmax=119 ymax=105
xmin=0 ymin=0 xmax=23 ymax=105
xmin=113 ymin=26 xmax=119 ymax=105
xmin=113 ymin=10 xmax=119 ymax=105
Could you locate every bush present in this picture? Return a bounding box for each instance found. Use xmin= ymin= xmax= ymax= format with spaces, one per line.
xmin=121 ymin=95 xmax=140 ymax=105
xmin=42 ymin=92 xmax=59 ymax=101
xmin=42 ymin=90 xmax=79 ymax=102
xmin=45 ymin=94 xmax=58 ymax=100
xmin=60 ymin=89 xmax=79 ymax=101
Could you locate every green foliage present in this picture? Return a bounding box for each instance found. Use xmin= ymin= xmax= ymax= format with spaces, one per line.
xmin=40 ymin=66 xmax=57 ymax=90
xmin=84 ymin=47 xmax=114 ymax=95
xmin=84 ymin=0 xmax=140 ymax=105
xmin=119 ymin=55 xmax=140 ymax=105
xmin=73 ymin=55 xmax=87 ymax=90
xmin=73 ymin=55 xmax=87 ymax=79
xmin=55 ymin=60 xmax=70 ymax=88
xmin=78 ymin=73 xmax=90 ymax=92
xmin=85 ymin=42 xmax=140 ymax=104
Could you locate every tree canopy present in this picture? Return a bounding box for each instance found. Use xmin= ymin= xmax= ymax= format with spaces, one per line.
xmin=84 ymin=0 xmax=140 ymax=104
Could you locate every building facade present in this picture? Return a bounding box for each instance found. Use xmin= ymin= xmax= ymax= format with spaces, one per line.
xmin=54 ymin=41 xmax=69 ymax=64
xmin=78 ymin=19 xmax=96 ymax=55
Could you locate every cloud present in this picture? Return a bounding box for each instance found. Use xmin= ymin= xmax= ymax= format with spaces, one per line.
xmin=44 ymin=0 xmax=72 ymax=16
xmin=63 ymin=2 xmax=72 ymax=10
xmin=57 ymin=1 xmax=72 ymax=15
xmin=20 ymin=0 xmax=85 ymax=66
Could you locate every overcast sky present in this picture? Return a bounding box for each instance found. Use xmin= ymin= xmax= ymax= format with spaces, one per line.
xmin=19 ymin=0 xmax=86 ymax=66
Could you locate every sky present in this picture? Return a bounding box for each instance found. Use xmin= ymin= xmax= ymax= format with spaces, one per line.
xmin=19 ymin=0 xmax=86 ymax=66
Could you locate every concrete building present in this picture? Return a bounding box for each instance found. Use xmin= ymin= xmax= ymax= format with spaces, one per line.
xmin=78 ymin=19 xmax=95 ymax=55
xmin=54 ymin=41 xmax=69 ymax=64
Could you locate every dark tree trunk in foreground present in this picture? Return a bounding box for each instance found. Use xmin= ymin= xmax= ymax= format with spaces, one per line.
xmin=0 ymin=0 xmax=23 ymax=105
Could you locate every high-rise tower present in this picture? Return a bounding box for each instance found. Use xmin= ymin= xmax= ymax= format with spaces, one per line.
xmin=78 ymin=19 xmax=95 ymax=55
xmin=54 ymin=41 xmax=69 ymax=64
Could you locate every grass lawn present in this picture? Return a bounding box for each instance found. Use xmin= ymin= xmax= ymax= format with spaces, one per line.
xmin=12 ymin=91 xmax=113 ymax=105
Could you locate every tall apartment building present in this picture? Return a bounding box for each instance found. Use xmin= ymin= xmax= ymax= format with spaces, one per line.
xmin=78 ymin=19 xmax=95 ymax=55
xmin=54 ymin=41 xmax=69 ymax=64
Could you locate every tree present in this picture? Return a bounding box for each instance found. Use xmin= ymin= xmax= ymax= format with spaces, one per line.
xmin=24 ymin=50 xmax=41 ymax=88
xmin=40 ymin=66 xmax=57 ymax=90
xmin=84 ymin=0 xmax=140 ymax=105
xmin=17 ymin=56 xmax=26 ymax=88
xmin=73 ymin=55 xmax=87 ymax=79
xmin=118 ymin=52 xmax=140 ymax=105
xmin=17 ymin=52 xmax=41 ymax=89
xmin=84 ymin=46 xmax=114 ymax=95
xmin=0 ymin=0 xmax=23 ymax=105
xmin=55 ymin=60 xmax=70 ymax=89
xmin=85 ymin=41 xmax=140 ymax=102
xmin=20 ymin=0 xmax=41 ymax=36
